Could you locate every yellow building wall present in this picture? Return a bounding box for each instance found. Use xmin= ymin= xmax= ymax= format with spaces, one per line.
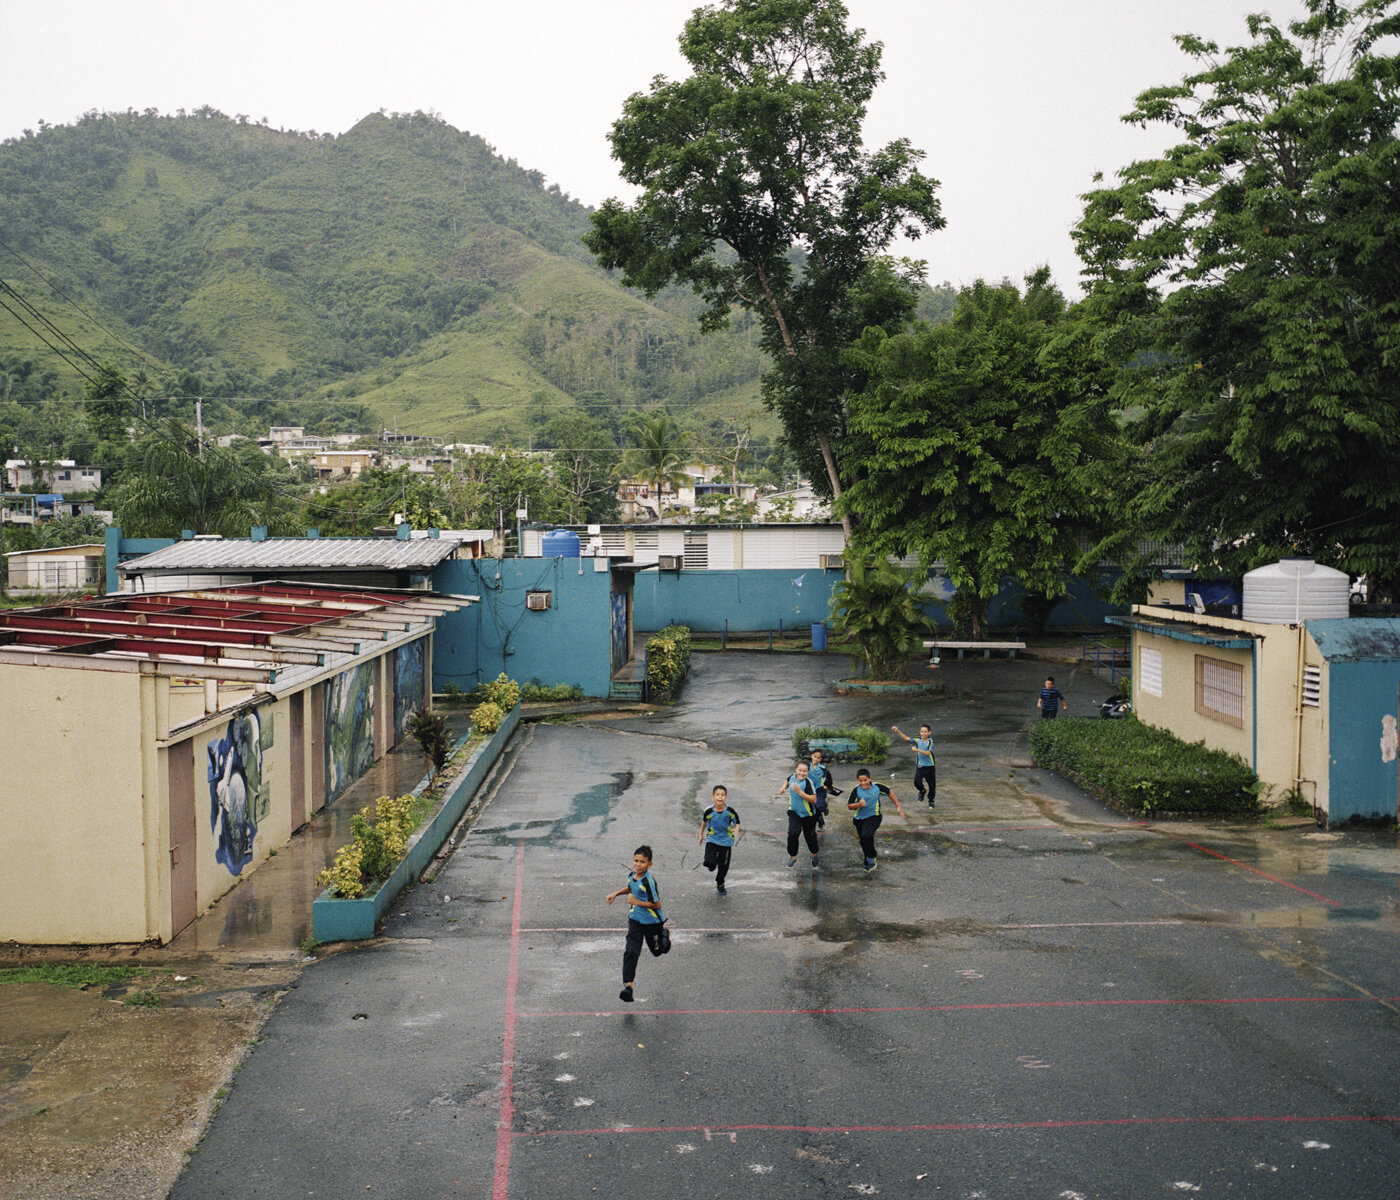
xmin=1131 ymin=607 xmax=1321 ymax=802
xmin=0 ymin=663 xmax=149 ymax=943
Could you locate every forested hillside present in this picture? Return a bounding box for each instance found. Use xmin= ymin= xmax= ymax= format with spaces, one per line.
xmin=0 ymin=108 xmax=783 ymax=450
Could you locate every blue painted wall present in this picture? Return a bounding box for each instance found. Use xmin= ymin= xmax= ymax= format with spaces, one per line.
xmin=105 ymin=526 xmax=175 ymax=593
xmin=633 ymin=567 xmax=1123 ymax=633
xmin=1327 ymin=659 xmax=1400 ymax=824
xmin=432 ymin=557 xmax=618 ymax=697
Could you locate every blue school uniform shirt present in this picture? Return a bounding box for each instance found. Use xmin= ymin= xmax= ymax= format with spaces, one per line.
xmin=626 ymin=869 xmax=664 ymax=924
xmin=1039 ymin=686 xmax=1065 ymax=714
xmin=702 ymin=806 xmax=741 ymax=846
xmin=808 ymin=762 xmax=829 ymax=793
xmin=913 ymin=737 xmax=935 ymax=767
xmin=786 ymin=774 xmax=816 ymax=816
xmin=851 ymin=781 xmax=888 ymax=821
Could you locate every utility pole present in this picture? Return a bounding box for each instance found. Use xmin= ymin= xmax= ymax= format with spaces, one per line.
xmin=196 ymin=397 xmax=204 ymax=459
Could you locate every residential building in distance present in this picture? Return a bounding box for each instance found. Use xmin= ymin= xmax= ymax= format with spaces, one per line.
xmin=4 ymin=459 xmax=102 ymax=492
xmin=4 ymin=543 xmax=106 ymax=596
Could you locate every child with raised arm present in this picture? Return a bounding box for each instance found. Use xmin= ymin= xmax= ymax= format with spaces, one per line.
xmin=891 ymin=722 xmax=937 ymax=809
xmin=849 ymin=769 xmax=905 ymax=873
xmin=604 ymin=845 xmax=666 ymax=1003
xmin=698 ymin=785 xmax=741 ymax=895
xmin=776 ymin=760 xmax=820 ymax=871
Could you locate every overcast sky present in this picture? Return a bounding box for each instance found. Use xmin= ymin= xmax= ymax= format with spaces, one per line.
xmin=3 ymin=0 xmax=1313 ymax=298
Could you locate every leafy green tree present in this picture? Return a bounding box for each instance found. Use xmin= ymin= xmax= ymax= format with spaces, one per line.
xmin=82 ymin=363 xmax=134 ymax=445
xmin=110 ymin=423 xmax=304 ymax=538
xmin=312 ymin=466 xmax=456 ymax=536
xmin=547 ymin=411 xmax=620 ymax=523
xmin=838 ymin=273 xmax=1120 ymax=640
xmin=620 ymin=412 xmax=692 ymax=517
xmin=584 ymin=0 xmax=942 ymax=529
xmin=828 ymin=558 xmax=932 ymax=680
xmin=453 ymin=450 xmax=569 ymax=541
xmin=1074 ymin=0 xmax=1400 ymax=595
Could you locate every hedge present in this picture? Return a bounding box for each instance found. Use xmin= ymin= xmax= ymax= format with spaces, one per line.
xmin=646 ymin=624 xmax=692 ymax=701
xmin=1029 ymin=717 xmax=1261 ymax=818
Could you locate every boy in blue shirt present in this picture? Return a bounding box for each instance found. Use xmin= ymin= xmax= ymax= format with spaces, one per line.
xmin=1037 ymin=677 xmax=1068 ymax=719
xmin=849 ymin=769 xmax=905 ymax=873
xmin=891 ymin=722 xmax=937 ymax=809
xmin=604 ymin=844 xmax=666 ymax=1003
xmin=775 ymin=760 xmax=820 ymax=870
xmin=698 ymin=785 xmax=741 ymax=895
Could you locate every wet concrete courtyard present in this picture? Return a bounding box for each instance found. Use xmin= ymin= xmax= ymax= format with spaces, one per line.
xmin=170 ymin=651 xmax=1400 ymax=1199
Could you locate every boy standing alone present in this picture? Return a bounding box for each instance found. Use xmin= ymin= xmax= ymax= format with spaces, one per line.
xmin=699 ymin=785 xmax=741 ymax=895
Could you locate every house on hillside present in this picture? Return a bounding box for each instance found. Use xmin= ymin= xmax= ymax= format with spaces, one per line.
xmin=5 ymin=543 xmax=105 ymax=596
xmin=4 ymin=459 xmax=102 ymax=492
xmin=617 ymin=463 xmax=758 ymax=521
xmin=313 ymin=449 xmax=378 ymax=480
xmin=1108 ymin=557 xmax=1396 ymax=826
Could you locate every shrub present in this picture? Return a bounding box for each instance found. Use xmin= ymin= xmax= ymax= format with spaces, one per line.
xmin=315 ymin=793 xmax=421 ymax=898
xmin=646 ymin=624 xmax=692 ymax=699
xmin=471 ymin=700 xmax=506 ymax=734
xmin=440 ymin=681 xmax=470 ymax=705
xmin=484 ymin=672 xmax=521 ymax=711
xmin=1029 ymin=717 xmax=1260 ymax=817
xmin=793 ymin=724 xmax=890 ymax=763
xmin=406 ymin=706 xmax=452 ymax=771
xmin=520 ymin=679 xmax=584 ymax=702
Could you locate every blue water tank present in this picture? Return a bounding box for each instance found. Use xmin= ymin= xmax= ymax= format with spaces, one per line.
xmin=541 ymin=529 xmax=581 ymax=558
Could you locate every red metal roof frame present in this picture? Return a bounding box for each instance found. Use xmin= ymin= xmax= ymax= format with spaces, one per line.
xmin=0 ymin=580 xmax=454 ymax=674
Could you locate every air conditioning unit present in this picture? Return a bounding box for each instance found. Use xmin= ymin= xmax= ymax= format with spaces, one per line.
xmin=820 ymin=553 xmax=844 ymax=570
xmin=658 ymin=555 xmax=683 ymax=571
xmin=525 ymin=591 xmax=552 ymax=611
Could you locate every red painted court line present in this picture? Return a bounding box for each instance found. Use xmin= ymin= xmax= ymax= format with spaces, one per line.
xmin=521 ymin=994 xmax=1400 ymax=1019
xmin=518 ymin=919 xmax=1185 ymax=935
xmin=515 ymin=1112 xmax=1400 ymax=1139
xmin=491 ymin=842 xmax=525 ymax=1200
xmin=1182 ymin=840 xmax=1342 ymax=907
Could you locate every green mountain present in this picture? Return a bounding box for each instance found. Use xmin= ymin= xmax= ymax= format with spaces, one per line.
xmin=0 ymin=108 xmax=772 ymax=447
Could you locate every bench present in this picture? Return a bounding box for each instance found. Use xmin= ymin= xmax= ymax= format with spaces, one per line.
xmin=923 ymin=640 xmax=1026 ymax=661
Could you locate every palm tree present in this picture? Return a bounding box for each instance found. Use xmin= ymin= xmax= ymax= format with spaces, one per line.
xmin=620 ymin=412 xmax=691 ymax=519
xmin=829 ymin=559 xmax=934 ymax=680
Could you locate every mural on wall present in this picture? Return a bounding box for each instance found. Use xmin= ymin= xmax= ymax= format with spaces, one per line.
xmin=207 ymin=709 xmax=273 ymax=876
xmin=394 ymin=638 xmax=427 ymax=739
xmin=611 ymin=589 xmax=628 ymax=674
xmin=325 ymin=661 xmax=376 ymax=803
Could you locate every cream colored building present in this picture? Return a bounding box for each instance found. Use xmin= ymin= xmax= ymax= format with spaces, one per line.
xmin=1111 ymin=560 xmax=1399 ymax=826
xmin=0 ymin=582 xmax=470 ymax=944
xmin=5 ymin=544 xmax=105 ymax=596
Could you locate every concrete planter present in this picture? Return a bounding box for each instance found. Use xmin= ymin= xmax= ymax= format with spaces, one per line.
xmin=834 ymin=678 xmax=944 ymax=696
xmin=312 ymin=704 xmax=521 ymax=943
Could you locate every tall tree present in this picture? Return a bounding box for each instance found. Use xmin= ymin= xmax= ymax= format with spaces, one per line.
xmin=1074 ymin=0 xmax=1400 ymax=595
xmin=838 ymin=273 xmax=1121 ymax=639
xmin=584 ymin=0 xmax=942 ymax=531
xmin=620 ymin=412 xmax=692 ymax=519
xmin=547 ymin=411 xmax=621 ymax=524
xmin=82 ymin=362 xmax=134 ymax=446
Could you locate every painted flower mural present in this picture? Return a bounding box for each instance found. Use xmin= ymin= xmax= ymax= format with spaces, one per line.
xmin=207 ymin=709 xmax=271 ymax=876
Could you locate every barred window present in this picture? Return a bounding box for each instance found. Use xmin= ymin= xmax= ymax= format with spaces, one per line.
xmin=1195 ymin=655 xmax=1245 ymax=728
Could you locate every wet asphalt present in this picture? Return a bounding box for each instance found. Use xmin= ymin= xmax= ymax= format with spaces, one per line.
xmin=170 ymin=652 xmax=1400 ymax=1199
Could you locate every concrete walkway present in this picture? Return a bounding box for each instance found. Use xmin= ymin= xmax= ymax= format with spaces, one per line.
xmin=169 ymin=652 xmax=1400 ymax=1199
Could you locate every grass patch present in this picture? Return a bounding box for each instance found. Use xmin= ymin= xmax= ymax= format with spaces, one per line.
xmin=1029 ymin=717 xmax=1261 ymax=818
xmin=0 ymin=963 xmax=144 ymax=990
xmin=793 ymin=724 xmax=890 ymax=763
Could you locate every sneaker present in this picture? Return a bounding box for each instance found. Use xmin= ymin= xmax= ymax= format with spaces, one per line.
xmin=811 ymin=855 xmax=820 ymax=870
xmin=787 ymin=856 xmax=797 ymax=867
xmin=716 ymin=884 xmax=727 ymax=895
xmin=619 ymin=986 xmax=634 ymax=1003
xmin=864 ymin=860 xmax=877 ymax=874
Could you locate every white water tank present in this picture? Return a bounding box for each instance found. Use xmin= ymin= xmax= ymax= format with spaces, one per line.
xmin=1241 ymin=557 xmax=1349 ymax=624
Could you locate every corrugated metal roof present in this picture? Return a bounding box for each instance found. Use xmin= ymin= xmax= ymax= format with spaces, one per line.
xmin=1309 ymin=617 xmax=1400 ymax=662
xmin=117 ymin=536 xmax=464 ymax=574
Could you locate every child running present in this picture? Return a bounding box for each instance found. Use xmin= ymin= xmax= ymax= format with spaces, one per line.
xmin=698 ymin=785 xmax=741 ymax=895
xmin=849 ymin=769 xmax=905 ymax=873
xmin=604 ymin=844 xmax=666 ymax=1003
xmin=776 ymin=760 xmax=820 ymax=871
xmin=807 ymin=748 xmax=840 ymax=829
xmin=891 ymin=722 xmax=937 ymax=809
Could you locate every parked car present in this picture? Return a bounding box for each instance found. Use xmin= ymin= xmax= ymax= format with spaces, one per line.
xmin=1100 ymin=694 xmax=1132 ymax=719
